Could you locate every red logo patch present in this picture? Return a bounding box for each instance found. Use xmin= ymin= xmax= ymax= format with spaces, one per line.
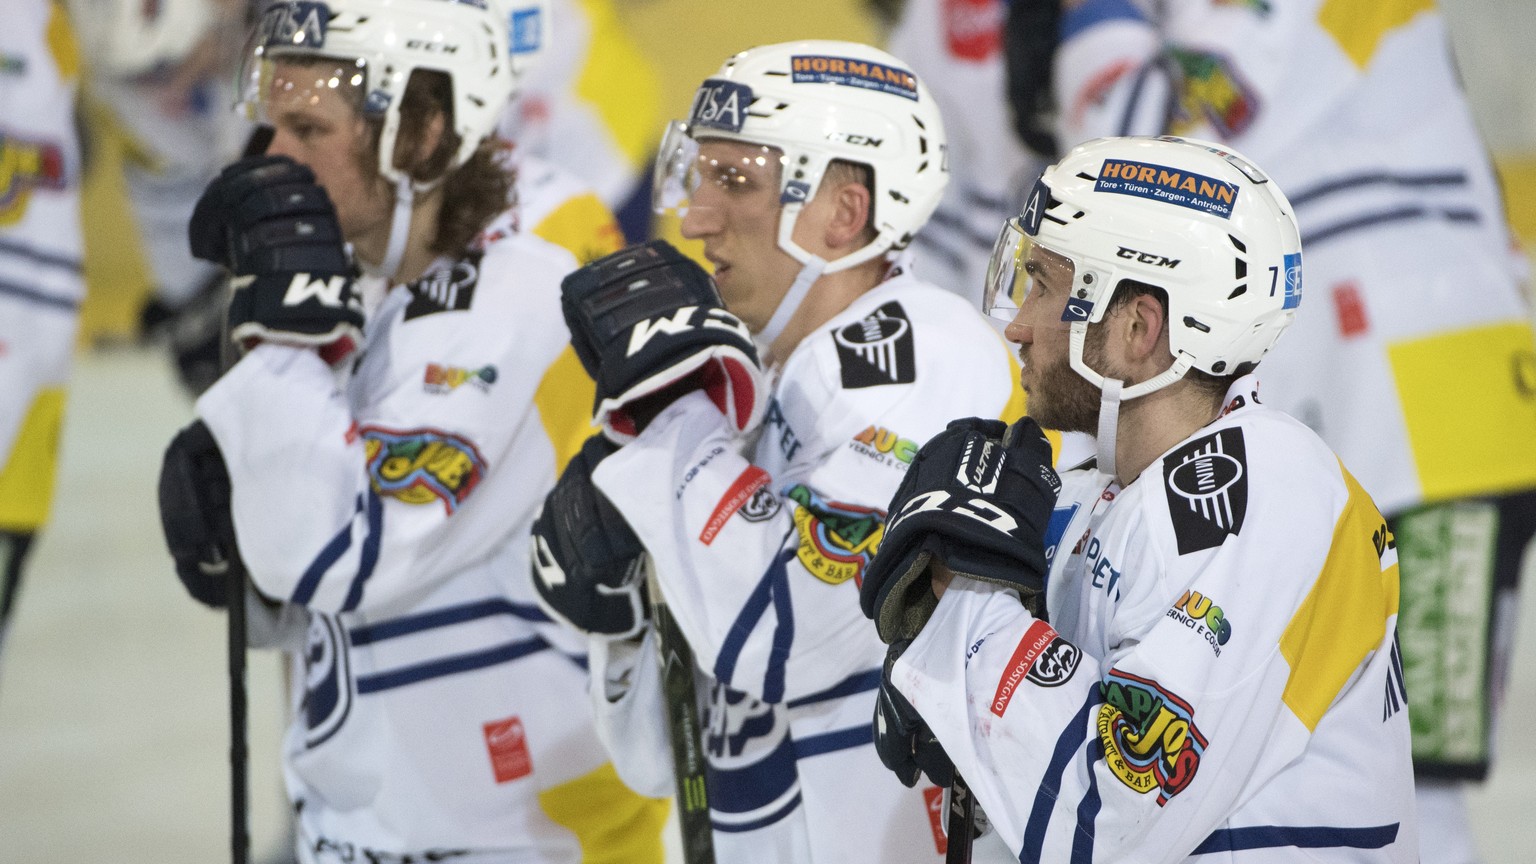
xmin=1332 ymin=281 xmax=1369 ymax=337
xmin=483 ymin=715 xmax=533 ymax=783
xmin=944 ymin=0 xmax=1003 ymax=61
xmin=700 ymin=466 xmax=771 ymax=545
xmin=923 ymin=785 xmax=948 ymax=854
xmin=992 ymin=620 xmax=1059 ymax=716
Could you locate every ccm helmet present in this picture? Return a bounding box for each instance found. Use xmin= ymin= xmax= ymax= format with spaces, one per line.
xmin=655 ymin=40 xmax=949 ymax=274
xmin=239 ymin=0 xmax=549 ymax=186
xmin=985 ymin=135 xmax=1303 ymax=399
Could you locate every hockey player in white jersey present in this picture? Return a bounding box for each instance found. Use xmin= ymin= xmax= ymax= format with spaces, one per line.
xmin=530 ymin=41 xmax=1032 ymax=862
xmin=1025 ymin=5 xmax=1536 ymax=860
xmin=860 ymin=136 xmax=1417 ymax=862
xmin=154 ymin=0 xmax=667 ymax=861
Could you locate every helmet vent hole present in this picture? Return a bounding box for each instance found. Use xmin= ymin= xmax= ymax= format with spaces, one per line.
xmin=1235 ymin=259 xmax=1247 ymax=279
xmin=889 ymin=189 xmax=910 ymax=204
xmin=1228 ymin=285 xmax=1247 ymax=299
xmin=918 ymin=161 xmax=928 ymax=172
xmin=1076 ymin=172 xmax=1096 ymax=182
xmin=912 ymin=115 xmax=927 ymax=130
xmin=1183 ymin=316 xmax=1211 ymax=333
xmin=765 ymin=70 xmax=788 ymax=77
xmin=1228 ymin=234 xmax=1247 ymax=253
xmin=919 ymin=138 xmax=928 ymax=154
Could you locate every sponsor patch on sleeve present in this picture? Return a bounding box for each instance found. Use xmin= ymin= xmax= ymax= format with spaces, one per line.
xmin=1097 ymin=669 xmax=1205 ymax=805
xmin=404 ymin=251 xmax=482 ymax=320
xmin=991 ymin=620 xmax=1081 ymax=716
xmin=786 ymin=484 xmax=885 ymax=585
xmin=1095 ymin=159 xmax=1238 ymax=219
xmin=700 ymin=466 xmax=779 ymax=545
xmin=362 ymin=426 xmax=487 ymax=514
xmin=1162 ymin=427 xmax=1248 ymax=555
xmin=791 ymin=54 xmax=919 ymax=101
xmin=483 ymin=715 xmax=533 ymax=783
xmin=834 ymin=301 xmax=916 ymax=389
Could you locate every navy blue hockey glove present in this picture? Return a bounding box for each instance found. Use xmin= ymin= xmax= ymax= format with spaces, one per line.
xmin=189 ymin=154 xmax=363 ymax=366
xmin=860 ymin=417 xmax=1061 ymax=644
xmin=531 ymin=435 xmax=651 ymax=638
xmin=874 ymin=640 xmax=955 ymax=788
xmin=158 ymin=420 xmax=243 ymax=609
xmin=560 ymin=239 xmax=766 ymax=442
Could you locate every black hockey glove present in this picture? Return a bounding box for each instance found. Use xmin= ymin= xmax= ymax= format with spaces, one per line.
xmin=189 ymin=154 xmax=363 ymax=366
xmin=560 ymin=239 xmax=766 ymax=442
xmin=874 ymin=640 xmax=955 ymax=788
xmin=1005 ymin=0 xmax=1064 ymax=160
xmin=860 ymin=417 xmax=1061 ymax=644
xmin=158 ymin=420 xmax=243 ymax=609
xmin=531 ymin=435 xmax=650 ymax=638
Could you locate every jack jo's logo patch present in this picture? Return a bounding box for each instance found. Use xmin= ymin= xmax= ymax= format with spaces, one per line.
xmin=424 ymin=362 xmax=497 ymax=394
xmin=787 ymin=484 xmax=884 ymax=586
xmin=1168 ymin=48 xmax=1260 ymax=140
xmin=991 ymin=621 xmax=1081 ymax=716
xmin=1096 ymin=159 xmax=1238 ymax=219
xmin=1097 ymin=669 xmax=1205 ymax=805
xmin=791 ymin=55 xmax=919 ymax=101
xmin=0 ymin=132 xmax=66 ymax=225
xmin=1167 ymin=590 xmax=1233 ymax=656
xmin=1163 ymin=427 xmax=1248 ymax=555
xmin=362 ymin=426 xmax=487 ymax=514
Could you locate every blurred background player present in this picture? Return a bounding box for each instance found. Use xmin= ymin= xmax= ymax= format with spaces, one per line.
xmin=532 ymin=39 xmax=1030 ymax=861
xmin=1009 ymin=4 xmax=1536 ymax=860
xmin=157 ymin=0 xmax=667 ymax=861
xmin=0 ymin=0 xmax=84 ymax=672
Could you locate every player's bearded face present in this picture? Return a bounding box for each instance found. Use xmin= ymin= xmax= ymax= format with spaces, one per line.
xmin=260 ymin=60 xmax=393 ymax=245
xmin=677 ymin=139 xmax=803 ymax=332
xmin=1007 ymin=246 xmax=1103 ymax=435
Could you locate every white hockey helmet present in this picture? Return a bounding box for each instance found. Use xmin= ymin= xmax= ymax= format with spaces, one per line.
xmin=238 ymin=0 xmax=550 ymax=186
xmin=985 ymin=135 xmax=1302 ymax=399
xmin=654 ymin=40 xmax=950 ymax=274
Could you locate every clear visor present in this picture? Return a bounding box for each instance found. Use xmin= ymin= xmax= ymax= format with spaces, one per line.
xmin=237 ymin=41 xmax=371 ymax=125
xmin=652 ymin=122 xmax=785 ymax=217
xmin=982 ymin=216 xmax=1077 ymax=330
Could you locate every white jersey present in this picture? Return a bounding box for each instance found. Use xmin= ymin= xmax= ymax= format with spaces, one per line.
xmin=886 ymin=0 xmax=1044 ymax=304
xmin=895 ymin=377 xmax=1416 ymax=862
xmin=0 ymin=0 xmax=82 ymax=529
xmin=197 ymin=207 xmax=661 ymax=861
xmin=1054 ymin=0 xmax=1536 ymax=515
xmin=590 ymin=271 xmax=1024 ymax=862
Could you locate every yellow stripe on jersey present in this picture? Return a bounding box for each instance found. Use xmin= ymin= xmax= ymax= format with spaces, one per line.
xmin=537 ymin=761 xmax=668 ymax=864
xmin=1388 ymin=321 xmax=1536 ymax=502
xmin=572 ymin=0 xmax=663 ymax=172
xmin=47 ymin=0 xmax=80 ymax=81
xmin=531 ymin=191 xmax=627 ymax=266
xmin=1316 ymin=0 xmax=1435 ymax=70
xmin=1279 ymin=464 xmax=1400 ymax=732
xmin=534 ymin=345 xmax=599 ymax=474
xmin=0 ymin=388 xmax=66 ymax=531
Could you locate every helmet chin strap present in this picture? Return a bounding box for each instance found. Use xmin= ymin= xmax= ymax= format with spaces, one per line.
xmin=363 ymin=177 xmax=416 ymax=283
xmin=1068 ymin=324 xmax=1195 ymax=480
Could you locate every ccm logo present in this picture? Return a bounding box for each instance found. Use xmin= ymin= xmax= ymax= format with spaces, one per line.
xmin=1117 ymin=246 xmax=1180 ymax=268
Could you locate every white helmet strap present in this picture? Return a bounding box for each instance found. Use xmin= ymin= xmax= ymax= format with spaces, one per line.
xmin=363 ymin=176 xmax=415 ymax=282
xmin=1068 ymin=319 xmax=1195 ymax=479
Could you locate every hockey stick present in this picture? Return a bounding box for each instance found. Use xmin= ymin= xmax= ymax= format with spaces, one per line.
xmin=945 ymin=773 xmax=976 ymax=863
xmin=644 ymin=557 xmax=715 ymax=864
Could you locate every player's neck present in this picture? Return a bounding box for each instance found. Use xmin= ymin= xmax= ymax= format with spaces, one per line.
xmin=1111 ymin=383 xmax=1222 ymax=485
xmin=352 ymin=188 xmax=444 ymax=286
xmin=765 ymin=257 xmax=887 ymax=364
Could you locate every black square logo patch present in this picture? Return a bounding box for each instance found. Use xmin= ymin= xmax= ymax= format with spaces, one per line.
xmin=834 ymin=301 xmax=916 ymax=389
xmin=405 ymin=252 xmax=482 ymax=321
xmin=1162 ymin=427 xmax=1248 ymax=555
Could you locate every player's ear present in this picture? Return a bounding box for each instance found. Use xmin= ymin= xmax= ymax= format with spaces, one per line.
xmin=823 ymin=174 xmax=873 ymax=252
xmin=1120 ymin=292 xmax=1168 ymax=365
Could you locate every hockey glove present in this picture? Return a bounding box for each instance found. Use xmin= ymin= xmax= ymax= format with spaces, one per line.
xmin=189 ymin=154 xmax=363 ymax=366
xmin=560 ymin=239 xmax=766 ymax=443
xmin=531 ymin=435 xmax=650 ymax=638
xmin=874 ymin=640 xmax=955 ymax=788
xmin=158 ymin=420 xmax=243 ymax=609
xmin=860 ymin=417 xmax=1061 ymax=644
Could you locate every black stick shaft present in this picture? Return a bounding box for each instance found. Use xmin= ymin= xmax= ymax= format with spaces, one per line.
xmin=647 ymin=559 xmax=715 ymax=864
xmin=946 ymin=773 xmax=975 ymax=864
xmin=226 ymin=557 xmax=249 ymax=864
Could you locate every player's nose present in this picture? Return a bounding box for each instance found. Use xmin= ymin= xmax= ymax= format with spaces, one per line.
xmin=679 ymin=203 xmax=722 ymax=239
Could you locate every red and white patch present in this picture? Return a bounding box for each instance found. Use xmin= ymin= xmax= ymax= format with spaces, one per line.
xmin=944 ymin=0 xmax=1003 ymax=61
xmin=699 ymin=466 xmax=772 ymax=545
xmin=1332 ymin=281 xmax=1369 ymax=338
xmin=923 ymin=785 xmax=948 ymax=854
xmin=991 ymin=620 xmax=1060 ymax=717
xmin=483 ymin=715 xmax=533 ymax=783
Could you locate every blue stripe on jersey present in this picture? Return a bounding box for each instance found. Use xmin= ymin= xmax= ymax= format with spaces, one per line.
xmin=1060 ymin=0 xmax=1147 ymax=41
xmin=0 ymin=277 xmax=78 ymax=311
xmin=1303 ymin=206 xmax=1481 ymax=248
xmin=342 ymin=490 xmax=384 ymax=612
xmin=714 ymin=534 xmax=797 ymax=695
xmin=0 ymin=238 xmax=84 ymax=272
xmin=349 ymin=598 xmax=551 ymax=645
xmin=1070 ymin=733 xmax=1106 ymax=863
xmin=1021 ymin=689 xmax=1104 ymax=861
xmin=794 ymin=724 xmax=872 ymax=759
xmin=1192 ymin=824 xmax=1400 ymax=854
xmin=707 ymin=731 xmax=800 ymax=815
xmin=786 ymin=668 xmax=881 ymax=709
xmin=713 ymin=793 xmax=803 ymax=834
xmin=355 ymin=635 xmax=551 ymax=693
xmin=292 ymin=494 xmax=363 ymax=605
xmin=764 ymin=549 xmax=795 ymax=703
xmin=1288 ymin=171 xmax=1468 ymax=208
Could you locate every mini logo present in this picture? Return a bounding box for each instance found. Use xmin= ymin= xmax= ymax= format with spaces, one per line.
xmin=1163 ymin=427 xmax=1248 ymax=555
xmin=405 ymin=252 xmax=481 ymax=319
xmin=834 ymin=302 xmax=916 ymax=388
xmin=791 ymin=55 xmax=919 ymax=101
